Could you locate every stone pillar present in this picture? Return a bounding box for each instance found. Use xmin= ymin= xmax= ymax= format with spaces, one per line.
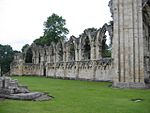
xmin=32 ymin=51 xmax=35 ymax=64
xmin=91 ymin=41 xmax=96 ymax=60
xmin=112 ymin=0 xmax=145 ymax=88
xmin=96 ymin=44 xmax=102 ymax=60
xmin=95 ymin=29 xmax=102 ymax=60
xmin=40 ymin=50 xmax=45 ymax=64
xmin=63 ymin=50 xmax=66 ymax=62
xmin=79 ymin=44 xmax=83 ymax=61
xmin=65 ymin=46 xmax=69 ymax=62
xmin=18 ymin=59 xmax=23 ymax=76
xmin=74 ymin=42 xmax=79 ymax=61
xmin=37 ymin=51 xmax=40 ymax=64
xmin=75 ymin=48 xmax=79 ymax=61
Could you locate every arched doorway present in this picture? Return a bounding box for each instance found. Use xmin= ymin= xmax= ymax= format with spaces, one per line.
xmin=82 ymin=36 xmax=91 ymax=60
xmin=25 ymin=48 xmax=33 ymax=63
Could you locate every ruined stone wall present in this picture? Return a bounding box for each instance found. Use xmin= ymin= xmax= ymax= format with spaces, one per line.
xmin=111 ymin=0 xmax=150 ymax=88
xmin=11 ymin=63 xmax=42 ymax=76
xmin=143 ymin=1 xmax=150 ymax=79
xmin=10 ymin=24 xmax=113 ymax=82
xmin=11 ymin=59 xmax=113 ymax=81
xmin=10 ymin=0 xmax=150 ymax=88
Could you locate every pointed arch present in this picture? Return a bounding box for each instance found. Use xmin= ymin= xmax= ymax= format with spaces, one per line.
xmin=81 ymin=35 xmax=91 ymax=60
xmin=67 ymin=36 xmax=76 ymax=61
xmin=25 ymin=47 xmax=33 ymax=63
xmin=56 ymin=40 xmax=64 ymax=62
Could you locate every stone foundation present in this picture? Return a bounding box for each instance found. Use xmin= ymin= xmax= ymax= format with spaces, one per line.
xmin=113 ymin=82 xmax=146 ymax=89
xmin=0 ymin=77 xmax=52 ymax=101
xmin=11 ymin=59 xmax=113 ymax=82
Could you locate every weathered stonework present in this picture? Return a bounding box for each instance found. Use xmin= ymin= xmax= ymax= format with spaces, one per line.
xmin=10 ymin=0 xmax=150 ymax=88
xmin=112 ymin=0 xmax=150 ymax=88
xmin=11 ymin=25 xmax=113 ymax=82
xmin=0 ymin=76 xmax=52 ymax=101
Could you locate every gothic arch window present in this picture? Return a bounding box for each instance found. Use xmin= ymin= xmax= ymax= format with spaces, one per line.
xmin=97 ymin=23 xmax=112 ymax=58
xmin=102 ymin=31 xmax=111 ymax=58
xmin=82 ymin=36 xmax=91 ymax=60
xmin=25 ymin=48 xmax=33 ymax=63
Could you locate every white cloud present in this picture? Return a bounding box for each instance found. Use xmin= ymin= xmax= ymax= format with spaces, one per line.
xmin=0 ymin=0 xmax=111 ymax=51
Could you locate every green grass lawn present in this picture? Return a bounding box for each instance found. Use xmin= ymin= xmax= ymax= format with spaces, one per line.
xmin=0 ymin=76 xmax=150 ymax=113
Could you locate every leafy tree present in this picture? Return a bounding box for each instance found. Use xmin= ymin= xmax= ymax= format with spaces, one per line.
xmin=0 ymin=44 xmax=14 ymax=75
xmin=34 ymin=13 xmax=69 ymax=46
xmin=21 ymin=44 xmax=29 ymax=52
xmin=13 ymin=50 xmax=21 ymax=54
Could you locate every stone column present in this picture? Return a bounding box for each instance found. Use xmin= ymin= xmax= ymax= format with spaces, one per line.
xmin=78 ymin=44 xmax=83 ymax=61
xmin=65 ymin=46 xmax=69 ymax=62
xmin=37 ymin=51 xmax=40 ymax=64
xmin=63 ymin=50 xmax=66 ymax=62
xmin=75 ymin=48 xmax=79 ymax=61
xmin=90 ymin=41 xmax=96 ymax=60
xmin=112 ymin=0 xmax=145 ymax=88
xmin=74 ymin=42 xmax=79 ymax=61
xmin=95 ymin=30 xmax=102 ymax=60
xmin=96 ymin=44 xmax=102 ymax=60
xmin=32 ymin=50 xmax=36 ymax=64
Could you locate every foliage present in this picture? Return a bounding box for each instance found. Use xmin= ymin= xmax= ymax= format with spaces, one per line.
xmin=0 ymin=44 xmax=14 ymax=74
xmin=34 ymin=13 xmax=69 ymax=46
xmin=102 ymin=35 xmax=111 ymax=58
xmin=102 ymin=49 xmax=111 ymax=58
xmin=13 ymin=50 xmax=21 ymax=54
xmin=102 ymin=43 xmax=111 ymax=58
xmin=0 ymin=76 xmax=150 ymax=113
xmin=21 ymin=44 xmax=29 ymax=52
xmin=84 ymin=27 xmax=97 ymax=33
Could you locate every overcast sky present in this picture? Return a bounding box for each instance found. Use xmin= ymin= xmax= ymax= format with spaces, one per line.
xmin=0 ymin=0 xmax=111 ymax=51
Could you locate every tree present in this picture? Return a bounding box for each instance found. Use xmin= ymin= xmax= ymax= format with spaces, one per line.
xmin=34 ymin=13 xmax=69 ymax=46
xmin=0 ymin=44 xmax=14 ymax=75
xmin=21 ymin=44 xmax=29 ymax=52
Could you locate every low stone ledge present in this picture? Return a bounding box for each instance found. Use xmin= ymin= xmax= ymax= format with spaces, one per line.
xmin=113 ymin=82 xmax=146 ymax=89
xmin=0 ymin=76 xmax=53 ymax=101
xmin=0 ymin=92 xmax=53 ymax=101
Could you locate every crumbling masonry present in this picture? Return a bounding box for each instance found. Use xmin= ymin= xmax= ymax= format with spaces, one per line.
xmin=11 ymin=24 xmax=113 ymax=81
xmin=11 ymin=0 xmax=150 ymax=88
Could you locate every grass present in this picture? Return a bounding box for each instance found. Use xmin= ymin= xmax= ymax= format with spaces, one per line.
xmin=0 ymin=76 xmax=150 ymax=113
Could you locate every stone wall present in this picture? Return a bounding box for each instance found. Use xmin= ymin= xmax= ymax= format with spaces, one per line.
xmin=11 ymin=23 xmax=113 ymax=82
xmin=11 ymin=59 xmax=113 ymax=81
xmin=143 ymin=1 xmax=150 ymax=80
xmin=10 ymin=0 xmax=150 ymax=88
xmin=111 ymin=0 xmax=150 ymax=88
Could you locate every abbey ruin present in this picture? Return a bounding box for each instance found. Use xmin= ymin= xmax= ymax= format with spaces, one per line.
xmin=11 ymin=0 xmax=150 ymax=88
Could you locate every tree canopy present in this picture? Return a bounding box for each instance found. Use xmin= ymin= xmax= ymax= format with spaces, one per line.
xmin=34 ymin=13 xmax=69 ymax=46
xmin=21 ymin=44 xmax=29 ymax=52
xmin=0 ymin=44 xmax=14 ymax=75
